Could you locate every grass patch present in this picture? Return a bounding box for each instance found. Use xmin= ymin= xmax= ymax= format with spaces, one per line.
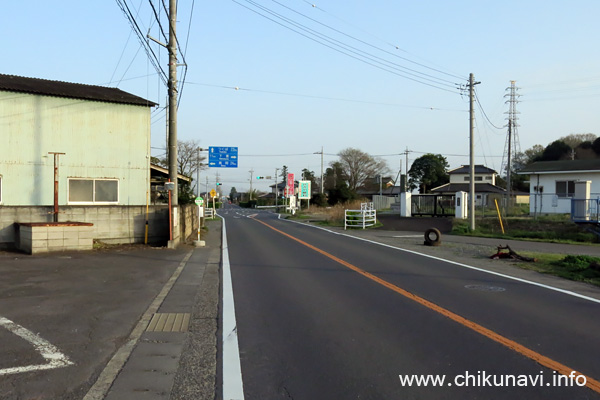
xmin=452 ymin=217 xmax=598 ymax=244
xmin=510 ymin=253 xmax=600 ymax=286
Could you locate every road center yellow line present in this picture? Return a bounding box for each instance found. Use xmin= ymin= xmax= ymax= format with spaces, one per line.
xmin=253 ymin=217 xmax=600 ymax=394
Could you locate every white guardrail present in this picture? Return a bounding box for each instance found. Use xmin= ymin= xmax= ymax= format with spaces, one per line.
xmin=344 ymin=202 xmax=377 ymax=230
xmin=205 ymin=208 xmax=215 ymax=218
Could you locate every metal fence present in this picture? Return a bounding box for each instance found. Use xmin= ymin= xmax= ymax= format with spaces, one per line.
xmin=411 ymin=194 xmax=455 ymax=217
xmin=345 ymin=203 xmax=377 ymax=230
xmin=571 ymin=199 xmax=600 ymax=223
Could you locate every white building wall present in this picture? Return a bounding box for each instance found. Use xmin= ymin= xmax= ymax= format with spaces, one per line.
xmin=0 ymin=91 xmax=151 ymax=206
xmin=528 ymin=172 xmax=600 ymax=214
xmin=449 ymin=173 xmax=495 ymax=185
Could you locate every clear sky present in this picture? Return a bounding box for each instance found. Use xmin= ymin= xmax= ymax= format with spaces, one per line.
xmin=3 ymin=1 xmax=600 ymax=194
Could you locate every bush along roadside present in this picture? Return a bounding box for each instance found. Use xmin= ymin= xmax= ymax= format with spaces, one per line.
xmin=553 ymin=255 xmax=600 ymax=285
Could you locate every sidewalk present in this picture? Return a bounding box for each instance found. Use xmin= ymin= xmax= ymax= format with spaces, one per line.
xmin=94 ymin=220 xmax=222 ymax=400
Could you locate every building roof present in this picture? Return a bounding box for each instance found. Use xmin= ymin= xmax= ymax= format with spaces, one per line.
xmin=448 ymin=165 xmax=497 ymax=175
xmin=431 ymin=183 xmax=506 ymax=194
xmin=0 ymin=74 xmax=157 ymax=107
xmin=150 ymin=164 xmax=191 ymax=183
xmin=518 ymin=159 xmax=600 ymax=174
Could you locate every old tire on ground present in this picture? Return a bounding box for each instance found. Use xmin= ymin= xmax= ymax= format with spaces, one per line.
xmin=424 ymin=228 xmax=442 ymax=246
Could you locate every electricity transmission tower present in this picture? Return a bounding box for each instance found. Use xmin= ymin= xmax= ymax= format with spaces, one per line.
xmin=502 ymin=81 xmax=521 ymax=205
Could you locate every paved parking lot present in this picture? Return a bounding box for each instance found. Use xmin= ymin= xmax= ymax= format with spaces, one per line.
xmin=0 ymin=244 xmax=191 ymax=399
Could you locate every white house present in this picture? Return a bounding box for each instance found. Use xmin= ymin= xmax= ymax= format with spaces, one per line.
xmin=518 ymin=159 xmax=600 ymax=215
xmin=431 ymin=165 xmax=506 ymax=205
xmin=0 ymin=74 xmax=156 ymax=207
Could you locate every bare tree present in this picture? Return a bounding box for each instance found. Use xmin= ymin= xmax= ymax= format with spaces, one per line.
xmin=158 ymin=139 xmax=207 ymax=177
xmin=177 ymin=139 xmax=207 ymax=177
xmin=336 ymin=148 xmax=389 ymax=191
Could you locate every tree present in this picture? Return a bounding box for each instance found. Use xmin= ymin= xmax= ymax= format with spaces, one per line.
xmin=157 ymin=139 xmax=207 ymax=179
xmin=336 ymin=148 xmax=389 ymax=191
xmin=408 ymin=154 xmax=449 ymax=193
xmin=559 ymin=133 xmax=596 ymax=149
xmin=593 ymin=137 xmax=600 ymax=155
xmin=514 ymin=144 xmax=544 ymax=168
xmin=280 ymin=165 xmax=288 ymax=182
xmin=324 ymin=161 xmax=346 ymax=192
xmin=540 ymin=140 xmax=571 ymax=161
xmin=229 ymin=187 xmax=238 ymax=202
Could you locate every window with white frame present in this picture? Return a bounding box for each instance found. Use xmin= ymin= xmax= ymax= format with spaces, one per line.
xmin=555 ymin=180 xmax=575 ymax=198
xmin=68 ymin=178 xmax=119 ymax=203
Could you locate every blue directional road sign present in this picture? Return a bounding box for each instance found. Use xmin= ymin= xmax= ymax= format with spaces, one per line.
xmin=208 ymin=146 xmax=238 ymax=168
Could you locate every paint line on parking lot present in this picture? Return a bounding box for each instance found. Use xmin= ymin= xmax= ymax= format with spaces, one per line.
xmin=0 ymin=316 xmax=74 ymax=376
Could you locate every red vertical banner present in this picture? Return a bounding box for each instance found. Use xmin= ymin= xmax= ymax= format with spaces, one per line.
xmin=287 ymin=173 xmax=295 ymax=196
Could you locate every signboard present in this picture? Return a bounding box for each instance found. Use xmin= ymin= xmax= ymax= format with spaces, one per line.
xmin=208 ymin=146 xmax=238 ymax=168
xmin=286 ymin=173 xmax=295 ymax=196
xmin=299 ymin=181 xmax=311 ymax=199
xmin=195 ymin=196 xmax=204 ymax=206
xmin=210 ymin=189 xmax=217 ymax=198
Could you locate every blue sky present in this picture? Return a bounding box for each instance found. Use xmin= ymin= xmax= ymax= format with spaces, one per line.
xmin=3 ymin=1 xmax=600 ymax=194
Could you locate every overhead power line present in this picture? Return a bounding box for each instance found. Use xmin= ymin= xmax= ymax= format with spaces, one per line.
xmin=231 ymin=0 xmax=463 ymax=94
xmin=187 ymin=81 xmax=467 ymax=111
xmin=115 ymin=0 xmax=168 ymax=86
xmin=275 ymin=0 xmax=464 ymax=82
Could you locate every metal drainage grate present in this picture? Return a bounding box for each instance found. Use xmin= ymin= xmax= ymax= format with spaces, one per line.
xmin=146 ymin=313 xmax=191 ymax=332
xmin=464 ymin=285 xmax=506 ymax=292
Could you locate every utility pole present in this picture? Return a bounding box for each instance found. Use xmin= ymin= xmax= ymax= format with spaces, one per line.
xmin=275 ymin=168 xmax=279 ymax=209
xmin=196 ymin=147 xmax=201 ymax=197
xmin=249 ymin=169 xmax=254 ymax=200
xmin=320 ymin=146 xmax=324 ymax=195
xmin=313 ymin=147 xmax=324 ymax=194
xmin=167 ymin=0 xmax=178 ymax=205
xmin=503 ymin=80 xmax=520 ymax=211
xmin=468 ymin=73 xmax=480 ymax=231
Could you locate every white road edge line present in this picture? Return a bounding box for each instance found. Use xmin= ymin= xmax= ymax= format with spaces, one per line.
xmin=219 ymin=214 xmax=245 ymax=400
xmin=281 ymin=216 xmax=600 ymax=305
xmin=0 ymin=316 xmax=74 ymax=375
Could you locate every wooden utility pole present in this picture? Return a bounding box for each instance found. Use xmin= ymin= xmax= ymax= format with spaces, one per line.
xmin=167 ymin=0 xmax=178 ymax=205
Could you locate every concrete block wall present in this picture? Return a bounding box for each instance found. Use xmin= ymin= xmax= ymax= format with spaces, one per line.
xmin=18 ymin=223 xmax=94 ymax=254
xmin=0 ymin=205 xmax=174 ymax=250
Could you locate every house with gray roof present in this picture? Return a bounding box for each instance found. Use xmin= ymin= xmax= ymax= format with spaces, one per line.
xmin=431 ymin=165 xmax=506 ymax=206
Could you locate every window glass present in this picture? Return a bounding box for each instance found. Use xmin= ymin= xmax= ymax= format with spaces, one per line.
xmin=69 ymin=180 xmax=93 ymax=202
xmin=95 ymin=180 xmax=118 ymax=202
xmin=556 ymin=181 xmax=575 ymax=198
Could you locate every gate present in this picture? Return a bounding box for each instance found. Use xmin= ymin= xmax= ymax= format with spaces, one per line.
xmin=411 ymin=194 xmax=455 ymax=217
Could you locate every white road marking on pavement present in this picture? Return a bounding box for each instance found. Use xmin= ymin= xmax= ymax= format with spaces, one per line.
xmin=283 ymin=219 xmax=600 ymax=305
xmin=0 ymin=316 xmax=74 ymax=375
xmin=219 ymin=215 xmax=245 ymax=400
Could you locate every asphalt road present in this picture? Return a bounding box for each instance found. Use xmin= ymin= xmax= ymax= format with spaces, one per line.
xmin=0 ymin=246 xmax=188 ymax=400
xmin=220 ymin=205 xmax=600 ymax=399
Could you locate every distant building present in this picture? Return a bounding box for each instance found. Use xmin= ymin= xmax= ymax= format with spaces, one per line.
xmin=431 ymin=165 xmax=505 ymax=206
